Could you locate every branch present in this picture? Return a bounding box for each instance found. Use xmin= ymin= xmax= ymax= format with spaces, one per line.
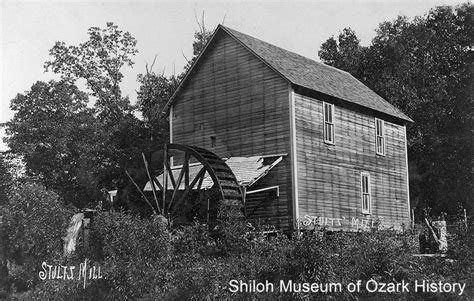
xmin=150 ymin=55 xmax=157 ymax=73
xmin=181 ymin=49 xmax=190 ymax=64
xmin=146 ymin=55 xmax=158 ymax=75
xmin=194 ymin=10 xmax=203 ymax=34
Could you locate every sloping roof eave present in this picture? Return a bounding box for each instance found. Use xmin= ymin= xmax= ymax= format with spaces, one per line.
xmin=163 ymin=25 xmax=290 ymax=114
xmin=164 ymin=24 xmax=413 ymax=124
xmin=292 ymin=83 xmax=414 ymax=123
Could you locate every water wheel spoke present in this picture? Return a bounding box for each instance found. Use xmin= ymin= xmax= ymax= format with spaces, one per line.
xmin=184 ymin=160 xmax=190 ymax=189
xmin=168 ymin=152 xmax=190 ymax=212
xmin=164 ymin=160 xmax=176 ymax=189
xmin=171 ymin=167 xmax=206 ymax=215
xmin=142 ymin=153 xmax=161 ymax=214
xmin=126 ymin=143 xmax=242 ymax=227
xmin=196 ymin=169 xmax=205 ymax=194
xmin=125 ymin=170 xmax=158 ymax=215
xmin=152 ymin=177 xmax=164 ymax=192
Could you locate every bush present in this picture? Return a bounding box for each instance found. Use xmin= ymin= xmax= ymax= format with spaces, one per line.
xmin=19 ymin=210 xmax=173 ymax=300
xmin=88 ymin=211 xmax=173 ymax=299
xmin=1 ymin=182 xmax=69 ymax=293
xmin=4 ymin=197 xmax=471 ymax=300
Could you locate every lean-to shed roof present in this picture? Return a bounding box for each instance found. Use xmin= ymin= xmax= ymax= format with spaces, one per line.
xmin=143 ymin=155 xmax=283 ymax=191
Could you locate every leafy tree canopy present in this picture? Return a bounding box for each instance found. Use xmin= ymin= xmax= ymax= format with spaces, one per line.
xmin=319 ymin=28 xmax=363 ymax=76
xmin=136 ymin=68 xmax=178 ymax=148
xmin=4 ymin=80 xmax=103 ymax=207
xmin=0 ymin=153 xmax=13 ymax=205
xmin=42 ymin=23 xmax=151 ymax=197
xmin=5 ymin=22 xmax=216 ymax=208
xmin=44 ymin=22 xmax=138 ymax=123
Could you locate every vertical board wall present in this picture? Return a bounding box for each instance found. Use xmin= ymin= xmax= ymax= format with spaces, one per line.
xmin=294 ymin=93 xmax=410 ymax=230
xmin=171 ymin=31 xmax=294 ymax=230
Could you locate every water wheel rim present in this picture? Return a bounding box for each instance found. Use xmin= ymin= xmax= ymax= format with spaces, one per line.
xmin=146 ymin=144 xmax=242 ymax=225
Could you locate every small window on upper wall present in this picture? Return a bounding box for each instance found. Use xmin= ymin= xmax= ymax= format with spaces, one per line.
xmin=375 ymin=118 xmax=385 ymax=155
xmin=323 ymin=102 xmax=334 ymax=144
xmin=361 ymin=172 xmax=371 ymax=214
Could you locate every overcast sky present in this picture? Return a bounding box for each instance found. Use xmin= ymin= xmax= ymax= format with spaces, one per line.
xmin=0 ymin=0 xmax=462 ymax=151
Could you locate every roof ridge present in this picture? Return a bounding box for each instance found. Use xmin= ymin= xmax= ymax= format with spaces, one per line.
xmin=219 ymin=25 xmax=352 ymax=77
xmin=219 ymin=24 xmax=411 ymax=123
xmin=165 ymin=24 xmax=412 ymax=123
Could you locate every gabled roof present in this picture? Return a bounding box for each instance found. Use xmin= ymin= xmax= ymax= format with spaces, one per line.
xmin=165 ymin=24 xmax=412 ymax=123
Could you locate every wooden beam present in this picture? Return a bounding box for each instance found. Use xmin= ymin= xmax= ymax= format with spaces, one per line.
xmin=165 ymin=161 xmax=176 ymax=189
xmin=289 ymin=84 xmax=299 ymax=229
xmin=184 ymin=158 xmax=190 ymax=189
xmin=142 ymin=153 xmax=161 ymax=215
xmin=125 ymin=170 xmax=157 ymax=215
xmin=196 ymin=169 xmax=205 ymax=195
xmin=152 ymin=177 xmax=164 ymax=192
xmin=171 ymin=167 xmax=206 ymax=215
xmin=168 ymin=152 xmax=190 ymax=212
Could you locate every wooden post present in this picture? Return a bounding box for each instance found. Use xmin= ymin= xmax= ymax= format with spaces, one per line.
xmin=464 ymin=209 xmax=468 ymax=230
xmin=163 ymin=144 xmax=168 ymax=214
xmin=142 ymin=153 xmax=161 ymax=215
xmin=424 ymin=218 xmax=440 ymax=246
xmin=411 ymin=208 xmax=415 ymax=228
xmin=432 ymin=218 xmax=448 ymax=253
xmin=242 ymin=186 xmax=247 ymax=218
xmin=125 ymin=171 xmax=157 ymax=215
xmin=207 ymin=197 xmax=210 ymax=226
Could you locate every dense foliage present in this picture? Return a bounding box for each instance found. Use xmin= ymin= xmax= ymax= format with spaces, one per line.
xmin=0 ymin=153 xmax=13 ymax=205
xmin=1 ymin=182 xmax=70 ymax=293
xmin=4 ymin=81 xmax=103 ymax=207
xmin=44 ymin=22 xmax=138 ymax=123
xmin=1 ymin=206 xmax=472 ymax=300
xmin=136 ymin=71 xmax=178 ymax=149
xmin=3 ymin=21 xmax=213 ymax=210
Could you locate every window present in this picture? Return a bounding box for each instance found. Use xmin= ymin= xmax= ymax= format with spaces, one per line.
xmin=323 ymin=102 xmax=334 ymax=144
xmin=361 ymin=172 xmax=371 ymax=214
xmin=375 ymin=118 xmax=385 ymax=155
xmin=210 ymin=136 xmax=216 ymax=148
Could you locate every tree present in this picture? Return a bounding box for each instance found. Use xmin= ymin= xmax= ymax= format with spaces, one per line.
xmin=181 ymin=15 xmax=213 ymax=78
xmin=44 ymin=22 xmax=138 ymax=123
xmin=318 ymin=3 xmax=473 ymax=215
xmin=44 ymin=23 xmax=154 ymax=195
xmin=113 ymin=21 xmax=213 ymax=214
xmin=136 ymin=68 xmax=179 ymax=148
xmin=0 ymin=153 xmax=12 ymax=205
xmin=134 ymin=18 xmax=211 ymax=151
xmin=4 ymin=80 xmax=102 ymax=207
xmin=318 ymin=28 xmax=364 ymax=77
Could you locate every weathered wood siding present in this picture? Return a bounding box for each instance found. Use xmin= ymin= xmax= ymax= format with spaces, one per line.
xmin=171 ymin=31 xmax=293 ymax=230
xmin=244 ymin=163 xmax=293 ymax=229
xmin=294 ymin=93 xmax=410 ymax=230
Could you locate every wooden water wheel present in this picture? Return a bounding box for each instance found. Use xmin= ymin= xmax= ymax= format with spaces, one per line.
xmin=130 ymin=144 xmax=243 ymax=227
